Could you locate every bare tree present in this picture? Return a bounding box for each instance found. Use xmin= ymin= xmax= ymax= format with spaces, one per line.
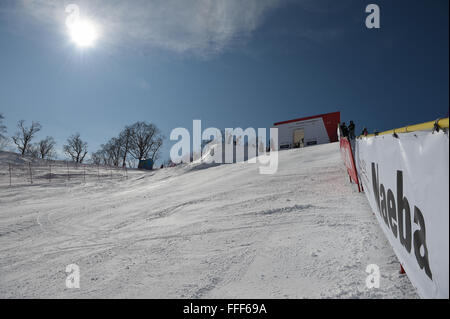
xmin=90 ymin=150 xmax=104 ymax=165
xmin=90 ymin=122 xmax=163 ymax=168
xmin=90 ymin=149 xmax=110 ymax=165
xmin=128 ymin=122 xmax=164 ymax=162
xmin=12 ymin=120 xmax=42 ymax=155
xmin=119 ymin=126 xmax=133 ymax=167
xmin=25 ymin=145 xmax=40 ymax=158
xmin=103 ymin=137 xmax=123 ymax=166
xmin=150 ymin=136 xmax=163 ymax=161
xmin=36 ymin=136 xmax=56 ymax=159
xmin=63 ymin=133 xmax=88 ymax=163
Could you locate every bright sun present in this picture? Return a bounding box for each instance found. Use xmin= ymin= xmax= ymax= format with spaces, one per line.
xmin=69 ymin=20 xmax=98 ymax=47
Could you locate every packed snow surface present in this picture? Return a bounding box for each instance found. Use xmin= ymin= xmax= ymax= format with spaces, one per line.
xmin=0 ymin=143 xmax=417 ymax=298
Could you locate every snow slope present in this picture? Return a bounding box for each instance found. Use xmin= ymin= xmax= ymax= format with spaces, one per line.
xmin=0 ymin=143 xmax=417 ymax=298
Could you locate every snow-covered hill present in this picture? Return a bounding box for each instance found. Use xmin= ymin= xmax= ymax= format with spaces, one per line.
xmin=0 ymin=142 xmax=417 ymax=298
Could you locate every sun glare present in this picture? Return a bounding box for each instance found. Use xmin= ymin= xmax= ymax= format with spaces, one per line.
xmin=69 ymin=20 xmax=98 ymax=48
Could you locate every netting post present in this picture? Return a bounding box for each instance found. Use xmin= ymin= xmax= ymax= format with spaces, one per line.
xmin=67 ymin=161 xmax=70 ymax=181
xmin=8 ymin=163 xmax=11 ymax=187
xmin=49 ymin=164 xmax=51 ymax=183
xmin=29 ymin=162 xmax=33 ymax=184
xmin=83 ymin=165 xmax=86 ymax=183
xmin=97 ymin=164 xmax=100 ymax=180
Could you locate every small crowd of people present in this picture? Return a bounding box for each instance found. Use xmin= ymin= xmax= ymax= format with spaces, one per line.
xmin=339 ymin=121 xmax=369 ymax=139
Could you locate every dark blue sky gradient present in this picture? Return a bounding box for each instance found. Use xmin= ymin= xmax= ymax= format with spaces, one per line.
xmin=0 ymin=0 xmax=448 ymax=163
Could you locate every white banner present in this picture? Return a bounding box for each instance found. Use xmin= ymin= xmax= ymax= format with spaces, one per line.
xmin=355 ymin=130 xmax=449 ymax=299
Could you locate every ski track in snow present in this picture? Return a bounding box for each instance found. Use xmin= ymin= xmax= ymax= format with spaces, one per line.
xmin=0 ymin=143 xmax=418 ymax=298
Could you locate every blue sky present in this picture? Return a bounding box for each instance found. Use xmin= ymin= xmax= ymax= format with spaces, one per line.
xmin=0 ymin=0 xmax=448 ymax=163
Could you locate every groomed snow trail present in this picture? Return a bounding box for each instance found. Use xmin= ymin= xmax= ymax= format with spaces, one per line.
xmin=0 ymin=143 xmax=417 ymax=298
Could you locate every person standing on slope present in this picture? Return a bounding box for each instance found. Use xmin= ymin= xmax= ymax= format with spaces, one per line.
xmin=362 ymin=127 xmax=368 ymax=136
xmin=348 ymin=121 xmax=356 ymax=139
xmin=340 ymin=122 xmax=349 ymax=137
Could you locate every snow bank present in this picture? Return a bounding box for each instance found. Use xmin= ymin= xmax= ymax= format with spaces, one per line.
xmin=0 ymin=143 xmax=417 ymax=298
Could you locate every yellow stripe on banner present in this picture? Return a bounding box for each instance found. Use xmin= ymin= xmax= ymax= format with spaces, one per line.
xmin=360 ymin=118 xmax=449 ymax=138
